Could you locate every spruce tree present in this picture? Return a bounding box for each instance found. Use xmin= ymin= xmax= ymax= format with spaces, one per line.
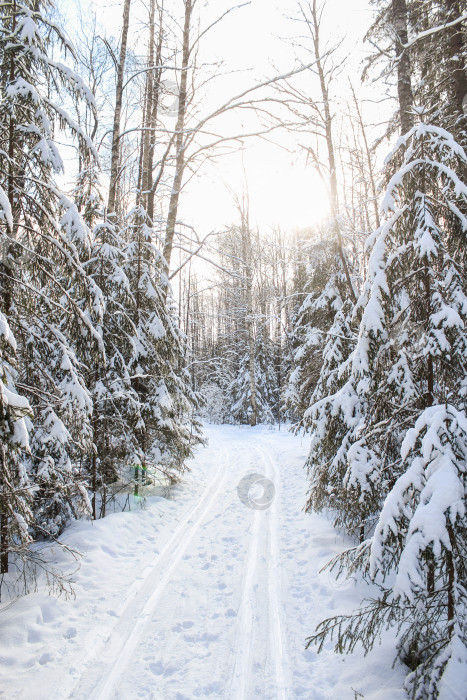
xmin=0 ymin=0 xmax=101 ymax=562
xmin=73 ymin=160 xmax=136 ymax=517
xmin=307 ymin=122 xmax=467 ymax=700
xmin=0 ymin=310 xmax=32 ymax=576
xmin=229 ymin=349 xmax=275 ymax=425
xmin=287 ymin=235 xmax=351 ymax=426
xmin=122 ymin=204 xmax=202 ymax=491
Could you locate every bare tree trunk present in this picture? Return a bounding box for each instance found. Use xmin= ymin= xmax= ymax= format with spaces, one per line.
xmin=445 ymin=0 xmax=467 ymax=135
xmin=424 ymin=268 xmax=434 ymax=407
xmin=350 ymin=84 xmax=381 ymax=229
xmin=446 ymin=522 xmax=456 ymax=623
xmin=141 ymin=0 xmax=156 ymax=211
xmin=0 ymin=2 xmax=18 ymax=574
xmin=147 ymin=1 xmax=165 ymax=221
xmin=163 ymin=0 xmax=193 ymax=272
xmin=0 ymin=443 xmax=8 ymax=574
xmin=246 ymin=277 xmax=257 ymax=427
xmin=392 ymin=0 xmax=414 ymax=135
xmin=136 ymin=81 xmax=148 ymax=201
xmin=2 ymin=0 xmax=18 ymax=317
xmin=132 ymin=1 xmax=162 ymax=497
xmin=107 ymin=0 xmax=132 ymax=216
xmin=91 ymin=447 xmax=97 ymax=520
xmin=309 ymin=0 xmax=356 ymax=303
xmin=239 ymin=208 xmax=257 ymax=427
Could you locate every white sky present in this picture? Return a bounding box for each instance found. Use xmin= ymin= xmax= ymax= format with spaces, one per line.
xmin=178 ymin=0 xmax=375 ymax=235
xmin=69 ymin=0 xmax=377 ymax=235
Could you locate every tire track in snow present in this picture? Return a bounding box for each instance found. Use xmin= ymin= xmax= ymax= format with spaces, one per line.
xmin=69 ymin=450 xmax=228 ymax=700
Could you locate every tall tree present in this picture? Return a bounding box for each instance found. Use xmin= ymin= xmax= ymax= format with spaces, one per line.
xmin=294 ymin=0 xmax=357 ymax=303
xmin=0 ymin=0 xmax=100 ymax=570
xmin=308 ymin=121 xmax=467 ymax=700
xmin=162 ymin=0 xmax=192 ymax=272
xmin=393 ymin=0 xmax=415 ymax=133
xmin=107 ymin=0 xmax=132 ymax=217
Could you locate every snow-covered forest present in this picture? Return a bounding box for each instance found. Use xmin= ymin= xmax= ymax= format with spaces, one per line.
xmin=1 ymin=0 xmax=466 ymax=698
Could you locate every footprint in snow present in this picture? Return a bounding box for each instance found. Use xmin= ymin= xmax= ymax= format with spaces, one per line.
xmin=27 ymin=629 xmax=42 ymax=644
xmin=184 ymin=631 xmax=218 ymax=644
xmin=38 ymin=652 xmax=54 ymax=665
xmin=149 ymin=661 xmax=164 ymax=675
xmin=150 ymin=661 xmax=178 ymax=677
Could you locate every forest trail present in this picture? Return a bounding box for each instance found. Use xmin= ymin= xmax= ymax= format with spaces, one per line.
xmin=71 ymin=429 xmax=290 ymax=700
xmin=0 ymin=425 xmax=404 ymax=700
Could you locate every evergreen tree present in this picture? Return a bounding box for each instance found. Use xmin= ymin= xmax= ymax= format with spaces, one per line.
xmin=229 ymin=348 xmax=275 ymax=425
xmin=256 ymin=326 xmax=280 ymax=420
xmin=0 ymin=0 xmax=101 ymax=563
xmin=0 ymin=311 xmax=32 ymax=576
xmin=122 ymin=204 xmax=202 ymax=490
xmin=286 ymin=235 xmax=350 ymax=425
xmin=73 ymin=160 xmax=137 ymax=517
xmin=307 ymin=122 xmax=467 ymax=699
xmin=303 ymin=298 xmax=359 ymax=535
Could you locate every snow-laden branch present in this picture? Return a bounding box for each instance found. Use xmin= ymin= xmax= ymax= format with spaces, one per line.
xmin=403 ymin=13 xmax=467 ymax=49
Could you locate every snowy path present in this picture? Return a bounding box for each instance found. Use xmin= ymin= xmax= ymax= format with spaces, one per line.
xmin=0 ymin=425 xmax=405 ymax=699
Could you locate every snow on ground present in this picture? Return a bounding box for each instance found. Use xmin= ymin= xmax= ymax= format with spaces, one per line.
xmin=0 ymin=424 xmax=406 ymax=699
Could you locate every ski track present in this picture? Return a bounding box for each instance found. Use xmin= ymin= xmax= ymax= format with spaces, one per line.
xmin=0 ymin=425 xmax=407 ymax=700
xmin=82 ymin=432 xmax=292 ymax=700
xmin=70 ymin=446 xmax=229 ymax=700
xmin=226 ymin=455 xmax=261 ymax=700
xmin=227 ymin=439 xmax=289 ymax=700
xmin=111 ymin=434 xmax=277 ymax=700
xmin=258 ymin=441 xmax=289 ymax=700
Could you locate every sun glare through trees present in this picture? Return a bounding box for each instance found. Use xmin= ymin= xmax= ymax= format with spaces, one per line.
xmin=0 ymin=1 xmax=466 ymax=698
